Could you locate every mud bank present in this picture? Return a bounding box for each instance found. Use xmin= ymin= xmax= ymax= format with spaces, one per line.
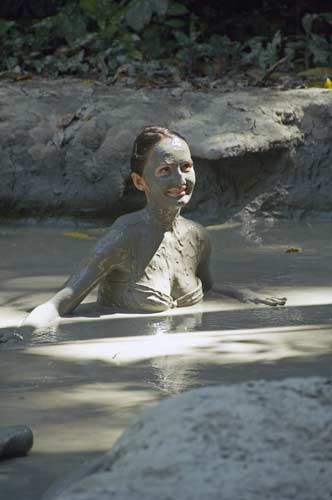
xmin=1 ymin=80 xmax=332 ymax=223
xmin=46 ymin=377 xmax=332 ymax=500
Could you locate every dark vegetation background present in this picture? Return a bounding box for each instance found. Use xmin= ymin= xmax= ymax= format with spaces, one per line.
xmin=1 ymin=0 xmax=332 ymax=85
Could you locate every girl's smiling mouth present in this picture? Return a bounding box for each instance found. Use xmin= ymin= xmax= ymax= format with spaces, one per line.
xmin=166 ymin=185 xmax=188 ymax=197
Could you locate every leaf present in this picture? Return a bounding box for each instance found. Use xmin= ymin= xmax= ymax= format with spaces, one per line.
xmin=70 ymin=33 xmax=99 ymax=51
xmin=63 ymin=232 xmax=97 ymax=241
xmin=5 ymin=56 xmax=18 ymax=70
xmin=0 ymin=19 xmax=15 ymax=37
xmin=324 ymin=77 xmax=332 ymax=89
xmin=55 ymin=5 xmax=88 ymax=47
xmin=126 ymin=0 xmax=152 ymax=32
xmin=167 ymin=1 xmax=188 ymax=16
xmin=317 ymin=12 xmax=332 ymax=26
xmin=271 ymin=30 xmax=281 ymax=51
xmin=165 ymin=18 xmax=185 ymax=28
xmin=307 ymin=80 xmax=325 ymax=88
xmin=79 ymin=0 xmax=98 ymax=16
xmin=126 ymin=0 xmax=169 ymax=32
xmin=30 ymin=58 xmax=46 ymax=74
xmin=131 ymin=49 xmax=143 ymax=61
xmin=173 ymin=30 xmax=190 ymax=45
xmin=298 ymin=66 xmax=332 ymax=78
xmin=302 ymin=13 xmax=318 ymax=36
xmin=286 ymin=247 xmax=302 ymax=253
xmin=150 ymin=0 xmax=169 ymax=17
xmin=15 ymin=73 xmax=33 ymax=81
xmin=308 ymin=34 xmax=332 ymax=66
xmin=31 ymin=16 xmax=56 ymax=31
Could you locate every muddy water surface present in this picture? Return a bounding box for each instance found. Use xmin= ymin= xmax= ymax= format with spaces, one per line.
xmin=1 ymin=220 xmax=332 ymax=499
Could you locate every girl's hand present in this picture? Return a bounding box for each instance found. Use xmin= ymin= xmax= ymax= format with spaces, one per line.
xmin=212 ymin=284 xmax=287 ymax=306
xmin=241 ymin=290 xmax=287 ymax=306
xmin=21 ymin=302 xmax=60 ymax=332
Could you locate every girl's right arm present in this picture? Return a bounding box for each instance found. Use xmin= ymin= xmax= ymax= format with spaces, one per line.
xmin=22 ymin=224 xmax=128 ymax=331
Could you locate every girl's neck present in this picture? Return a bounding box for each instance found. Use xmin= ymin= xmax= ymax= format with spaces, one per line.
xmin=145 ymin=201 xmax=181 ymax=231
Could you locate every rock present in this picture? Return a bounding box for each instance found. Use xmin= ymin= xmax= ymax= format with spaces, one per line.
xmin=0 ymin=329 xmax=23 ymax=344
xmin=1 ymin=79 xmax=332 ymax=222
xmin=0 ymin=331 xmax=11 ymax=343
xmin=46 ymin=377 xmax=332 ymax=500
xmin=0 ymin=425 xmax=33 ymax=460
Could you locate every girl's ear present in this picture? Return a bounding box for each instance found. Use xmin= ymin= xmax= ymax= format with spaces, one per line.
xmin=131 ymin=172 xmax=148 ymax=193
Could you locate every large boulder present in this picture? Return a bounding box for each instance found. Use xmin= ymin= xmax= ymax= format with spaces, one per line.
xmin=1 ymin=79 xmax=332 ymax=222
xmin=47 ymin=377 xmax=332 ymax=500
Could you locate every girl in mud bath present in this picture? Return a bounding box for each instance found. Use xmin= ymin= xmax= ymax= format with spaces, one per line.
xmin=25 ymin=126 xmax=285 ymax=331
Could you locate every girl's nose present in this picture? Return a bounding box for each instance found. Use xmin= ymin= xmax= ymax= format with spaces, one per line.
xmin=172 ymin=168 xmax=186 ymax=185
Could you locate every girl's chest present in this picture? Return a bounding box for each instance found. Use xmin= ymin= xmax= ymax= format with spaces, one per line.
xmin=134 ymin=232 xmax=200 ymax=287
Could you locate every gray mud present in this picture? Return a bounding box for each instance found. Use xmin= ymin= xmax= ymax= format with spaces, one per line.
xmin=1 ymin=220 xmax=332 ymax=499
xmin=2 ymin=82 xmax=332 ymax=222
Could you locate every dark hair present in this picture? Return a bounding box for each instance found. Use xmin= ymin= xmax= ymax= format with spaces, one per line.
xmin=131 ymin=125 xmax=187 ymax=176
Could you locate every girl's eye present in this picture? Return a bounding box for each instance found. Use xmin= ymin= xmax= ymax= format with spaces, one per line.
xmin=181 ymin=163 xmax=193 ymax=172
xmin=156 ymin=165 xmax=171 ymax=177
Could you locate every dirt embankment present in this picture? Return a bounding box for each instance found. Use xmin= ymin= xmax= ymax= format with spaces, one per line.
xmin=1 ymin=79 xmax=332 ymax=223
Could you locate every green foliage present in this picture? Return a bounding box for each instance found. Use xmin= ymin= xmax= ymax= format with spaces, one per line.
xmin=54 ymin=3 xmax=87 ymax=46
xmin=1 ymin=2 xmax=332 ymax=82
xmin=242 ymin=31 xmax=281 ymax=71
xmin=125 ymin=0 xmax=168 ymax=32
xmin=301 ymin=13 xmax=332 ymax=68
xmin=0 ymin=19 xmax=23 ymax=69
xmin=175 ymin=29 xmax=242 ymax=74
xmin=79 ymin=0 xmax=124 ymax=36
xmin=167 ymin=1 xmax=188 ymax=16
xmin=0 ymin=19 xmax=15 ymax=37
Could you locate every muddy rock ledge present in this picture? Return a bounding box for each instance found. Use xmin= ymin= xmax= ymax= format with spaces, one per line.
xmin=1 ymin=79 xmax=332 ymax=223
xmin=45 ymin=377 xmax=332 ymax=500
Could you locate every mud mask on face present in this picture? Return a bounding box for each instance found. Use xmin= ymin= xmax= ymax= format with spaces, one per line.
xmin=143 ymin=137 xmax=196 ymax=208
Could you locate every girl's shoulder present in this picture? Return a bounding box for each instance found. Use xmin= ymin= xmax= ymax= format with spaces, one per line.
xmin=180 ymin=217 xmax=210 ymax=242
xmin=95 ymin=212 xmax=143 ymax=250
xmin=111 ymin=209 xmax=147 ymax=232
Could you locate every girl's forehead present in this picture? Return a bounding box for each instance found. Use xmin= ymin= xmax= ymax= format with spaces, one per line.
xmin=169 ymin=136 xmax=185 ymax=149
xmin=151 ymin=137 xmax=191 ymax=160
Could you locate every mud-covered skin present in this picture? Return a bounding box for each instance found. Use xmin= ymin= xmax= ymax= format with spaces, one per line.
xmin=141 ymin=135 xmax=196 ymax=211
xmin=97 ymin=212 xmax=210 ymax=311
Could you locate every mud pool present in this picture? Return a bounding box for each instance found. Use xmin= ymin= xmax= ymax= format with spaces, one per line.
xmin=1 ymin=220 xmax=332 ymax=500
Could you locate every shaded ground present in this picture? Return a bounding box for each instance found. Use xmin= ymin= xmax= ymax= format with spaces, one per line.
xmin=1 ymin=219 xmax=332 ymax=499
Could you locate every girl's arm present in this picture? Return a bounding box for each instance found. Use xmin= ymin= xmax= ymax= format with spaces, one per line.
xmin=211 ymin=283 xmax=286 ymax=306
xmin=22 ymin=224 xmax=128 ymax=331
xmin=197 ymin=228 xmax=286 ymax=306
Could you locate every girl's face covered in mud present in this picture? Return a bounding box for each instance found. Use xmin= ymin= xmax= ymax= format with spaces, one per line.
xmin=138 ymin=136 xmax=195 ymax=208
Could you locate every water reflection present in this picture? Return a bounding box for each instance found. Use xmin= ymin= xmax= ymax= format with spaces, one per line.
xmin=29 ymin=300 xmax=332 ymax=346
xmin=150 ymin=313 xmax=203 ymax=336
xmin=26 ymin=319 xmax=332 ymax=397
xmin=149 ymin=356 xmax=198 ymax=395
xmin=28 ymin=312 xmax=204 ymax=345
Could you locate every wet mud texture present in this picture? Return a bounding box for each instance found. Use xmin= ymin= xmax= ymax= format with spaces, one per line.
xmin=46 ymin=378 xmax=332 ymax=500
xmin=1 ymin=221 xmax=332 ymax=499
xmin=1 ymin=80 xmax=332 ymax=223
